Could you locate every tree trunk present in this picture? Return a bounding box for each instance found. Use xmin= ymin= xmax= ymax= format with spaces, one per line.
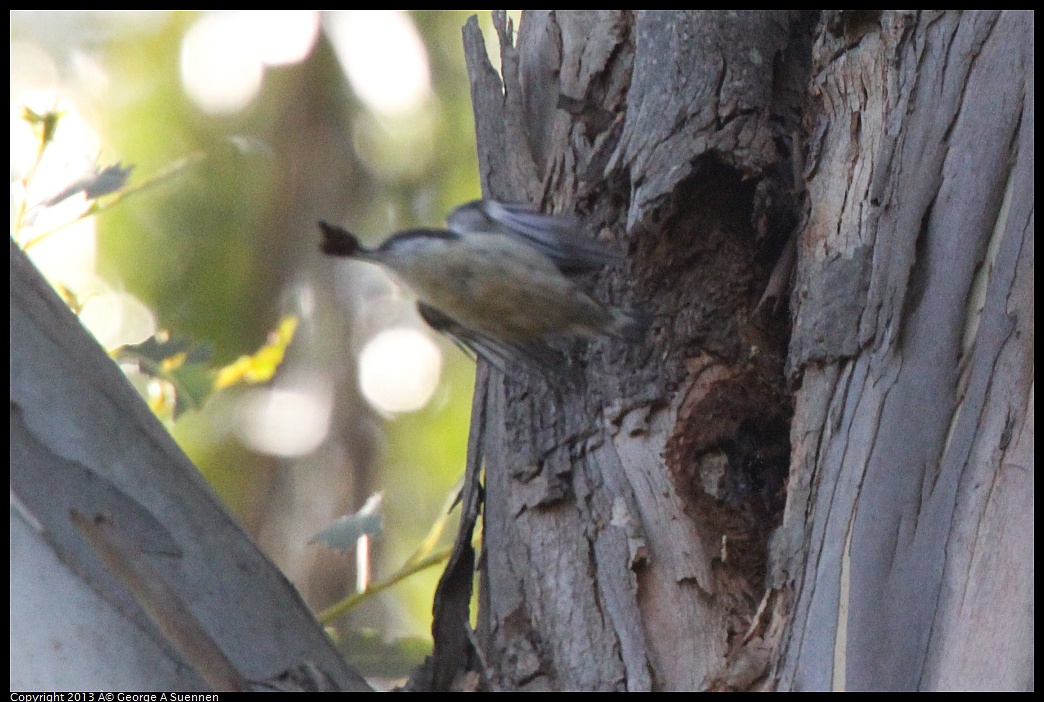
xmin=427 ymin=10 xmax=1032 ymax=691
xmin=10 ymin=239 xmax=370 ymax=691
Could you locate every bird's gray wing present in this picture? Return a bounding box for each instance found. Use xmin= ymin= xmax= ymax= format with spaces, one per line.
xmin=447 ymin=200 xmax=623 ymax=275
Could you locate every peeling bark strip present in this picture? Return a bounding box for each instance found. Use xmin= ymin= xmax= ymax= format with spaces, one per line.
xmin=777 ymin=10 xmax=1033 ymax=691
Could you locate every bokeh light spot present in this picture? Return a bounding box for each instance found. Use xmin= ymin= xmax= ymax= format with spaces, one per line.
xmin=359 ymin=327 xmax=442 ymax=414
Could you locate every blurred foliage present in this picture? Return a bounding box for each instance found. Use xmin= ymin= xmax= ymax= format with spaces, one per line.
xmin=338 ymin=629 xmax=433 ymax=686
xmin=312 ymin=492 xmax=386 ymax=551
xmin=212 ymin=315 xmax=298 ymax=390
xmin=124 ymin=313 xmax=298 ymax=419
xmin=317 ymin=478 xmax=464 ymax=626
xmin=372 ymin=341 xmax=477 ymax=633
xmin=14 ymin=106 xmax=300 ymax=420
xmin=11 ymin=10 xmax=493 ymax=664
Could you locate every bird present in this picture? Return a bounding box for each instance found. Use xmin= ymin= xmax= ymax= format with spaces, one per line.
xmin=319 ymin=199 xmax=647 ymax=375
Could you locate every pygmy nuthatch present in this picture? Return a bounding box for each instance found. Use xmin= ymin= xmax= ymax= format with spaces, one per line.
xmin=319 ymin=199 xmax=646 ymax=374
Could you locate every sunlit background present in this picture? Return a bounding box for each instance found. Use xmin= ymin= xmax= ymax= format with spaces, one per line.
xmin=10 ymin=10 xmax=514 ymax=679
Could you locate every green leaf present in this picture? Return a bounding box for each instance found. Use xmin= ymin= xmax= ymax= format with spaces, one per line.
xmin=311 ymin=493 xmax=384 ymax=551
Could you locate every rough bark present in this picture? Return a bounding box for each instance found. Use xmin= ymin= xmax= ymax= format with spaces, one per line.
xmin=430 ymin=10 xmax=1032 ymax=691
xmin=432 ymin=10 xmax=806 ymax=691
